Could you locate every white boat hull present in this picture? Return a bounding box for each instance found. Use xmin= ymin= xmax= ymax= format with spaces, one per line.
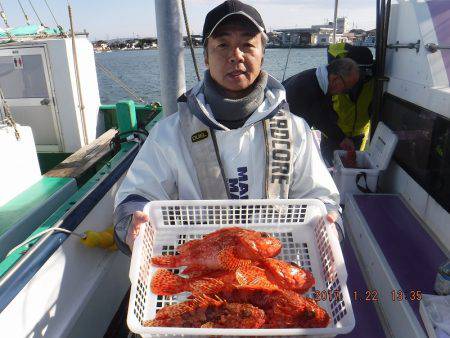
xmin=0 ymin=178 xmax=130 ymax=338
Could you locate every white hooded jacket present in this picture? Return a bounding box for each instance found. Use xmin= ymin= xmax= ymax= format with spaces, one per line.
xmin=114 ymin=74 xmax=341 ymax=254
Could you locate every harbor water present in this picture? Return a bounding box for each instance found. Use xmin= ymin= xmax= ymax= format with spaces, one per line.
xmin=95 ymin=48 xmax=328 ymax=104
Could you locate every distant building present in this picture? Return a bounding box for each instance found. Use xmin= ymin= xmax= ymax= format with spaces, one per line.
xmin=313 ymin=28 xmax=350 ymax=46
xmin=366 ymin=29 xmax=376 ymax=35
xmin=311 ymin=22 xmax=334 ymax=31
xmin=275 ymin=28 xmax=316 ymax=46
xmin=264 ymin=17 xmax=371 ymax=48
xmin=352 ymin=29 xmax=376 ymax=47
xmin=93 ymin=42 xmax=110 ymax=52
xmin=266 ymin=31 xmax=283 ymax=47
xmin=337 ymin=17 xmax=350 ymax=34
xmin=311 ymin=17 xmax=349 ymax=34
xmin=342 ymin=32 xmax=356 ymax=44
xmin=183 ymin=35 xmax=202 ymax=47
xmin=313 ymin=28 xmax=334 ymax=45
xmin=350 ymin=29 xmax=366 ymax=35
xmin=275 ymin=25 xmax=350 ymax=47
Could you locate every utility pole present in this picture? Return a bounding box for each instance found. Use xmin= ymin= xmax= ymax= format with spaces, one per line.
xmin=333 ymin=0 xmax=339 ymax=43
xmin=155 ymin=0 xmax=186 ymax=116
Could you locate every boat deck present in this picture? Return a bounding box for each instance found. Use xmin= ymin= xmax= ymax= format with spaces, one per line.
xmin=353 ymin=194 xmax=447 ymax=330
xmin=341 ymin=236 xmax=387 ymax=337
xmin=344 ymin=194 xmax=449 ymax=338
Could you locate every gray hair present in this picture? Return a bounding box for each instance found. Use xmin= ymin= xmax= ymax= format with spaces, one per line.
xmin=261 ymin=31 xmax=268 ymax=51
xmin=327 ymin=58 xmax=359 ymax=79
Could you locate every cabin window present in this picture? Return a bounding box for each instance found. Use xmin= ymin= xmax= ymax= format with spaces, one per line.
xmin=0 ymin=55 xmax=48 ymax=99
xmin=381 ymin=93 xmax=450 ymax=212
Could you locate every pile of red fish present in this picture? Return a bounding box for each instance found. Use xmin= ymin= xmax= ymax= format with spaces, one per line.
xmin=145 ymin=227 xmax=330 ymax=329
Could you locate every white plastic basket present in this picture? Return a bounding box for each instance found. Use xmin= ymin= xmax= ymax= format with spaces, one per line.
xmin=127 ymin=199 xmax=355 ymax=337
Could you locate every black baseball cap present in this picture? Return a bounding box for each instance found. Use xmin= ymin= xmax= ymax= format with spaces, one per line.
xmin=202 ymin=0 xmax=266 ymax=44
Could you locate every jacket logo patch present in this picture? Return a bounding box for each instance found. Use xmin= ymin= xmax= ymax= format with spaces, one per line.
xmin=191 ymin=130 xmax=208 ymax=143
xmin=228 ymin=167 xmax=249 ymax=199
xmin=269 ymin=112 xmax=291 ymax=184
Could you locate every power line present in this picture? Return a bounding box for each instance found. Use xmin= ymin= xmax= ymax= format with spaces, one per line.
xmin=96 ymin=62 xmax=146 ymax=104
xmin=43 ymin=0 xmax=63 ymax=33
xmin=0 ymin=1 xmax=10 ymax=28
xmin=27 ymin=0 xmax=45 ymax=26
xmin=17 ymin=0 xmax=30 ymax=25
xmin=181 ymin=0 xmax=201 ymax=81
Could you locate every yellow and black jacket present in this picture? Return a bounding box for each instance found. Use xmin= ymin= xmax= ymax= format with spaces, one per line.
xmin=283 ymin=68 xmax=347 ymax=143
xmin=328 ymin=42 xmax=375 ymax=150
xmin=332 ymin=78 xmax=374 ymax=150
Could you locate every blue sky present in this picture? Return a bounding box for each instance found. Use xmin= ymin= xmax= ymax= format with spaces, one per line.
xmin=0 ymin=0 xmax=376 ymax=40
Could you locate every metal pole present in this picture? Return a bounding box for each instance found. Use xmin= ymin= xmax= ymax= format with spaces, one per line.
xmin=68 ymin=4 xmax=89 ymax=145
xmin=155 ymin=0 xmax=186 ymax=117
xmin=382 ymin=0 xmax=391 ymax=73
xmin=372 ymin=0 xmax=389 ymax=137
xmin=332 ymin=0 xmax=339 ymax=44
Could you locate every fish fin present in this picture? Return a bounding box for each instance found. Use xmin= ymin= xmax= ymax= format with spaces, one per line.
xmin=151 ymin=254 xmax=179 ymax=267
xmin=182 ymin=265 xmax=211 ymax=277
xmin=190 ymin=277 xmax=225 ymax=296
xmin=201 ymin=322 xmax=215 ymax=328
xmin=214 ymin=294 xmax=226 ymax=303
xmin=150 ymin=269 xmax=187 ymax=295
xmin=218 ymin=248 xmax=252 ymax=271
xmin=155 ymin=301 xmax=196 ymax=320
xmin=176 ymin=238 xmax=201 ymax=254
xmin=143 ymin=319 xmax=160 ymax=327
xmin=196 ymin=293 xmax=223 ymax=306
xmin=203 ymin=227 xmax=239 ymax=239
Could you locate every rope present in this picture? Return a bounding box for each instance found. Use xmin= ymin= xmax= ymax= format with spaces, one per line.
xmin=0 ymin=1 xmax=10 ymax=28
xmin=6 ymin=228 xmax=86 ymax=257
xmin=43 ymin=0 xmax=63 ymax=33
xmin=17 ymin=0 xmax=30 ymax=25
xmin=0 ymin=86 xmax=20 ymax=140
xmin=27 ymin=0 xmax=45 ymax=27
xmin=282 ymin=40 xmax=293 ymax=82
xmin=96 ymin=62 xmax=146 ymax=104
xmin=181 ymin=0 xmax=201 ymax=81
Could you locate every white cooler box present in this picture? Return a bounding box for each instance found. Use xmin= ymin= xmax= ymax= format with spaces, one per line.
xmin=333 ymin=122 xmax=398 ymax=204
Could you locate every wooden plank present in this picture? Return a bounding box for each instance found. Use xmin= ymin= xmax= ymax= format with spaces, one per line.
xmin=45 ymin=129 xmax=117 ymax=181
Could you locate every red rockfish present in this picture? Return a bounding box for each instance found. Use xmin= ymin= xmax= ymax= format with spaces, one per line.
xmin=144 ymin=296 xmax=266 ymax=328
xmin=151 ymin=227 xmax=282 ymax=272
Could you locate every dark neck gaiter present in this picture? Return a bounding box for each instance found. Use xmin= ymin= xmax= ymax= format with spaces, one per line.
xmin=203 ymin=70 xmax=268 ymax=129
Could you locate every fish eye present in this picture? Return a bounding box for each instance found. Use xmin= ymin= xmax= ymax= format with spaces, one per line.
xmin=290 ymin=262 xmax=301 ymax=268
xmin=261 ymin=232 xmax=269 ymax=238
xmin=304 ymin=309 xmax=316 ymax=319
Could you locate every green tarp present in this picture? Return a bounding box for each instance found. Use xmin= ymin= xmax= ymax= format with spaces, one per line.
xmin=0 ymin=25 xmax=60 ymax=38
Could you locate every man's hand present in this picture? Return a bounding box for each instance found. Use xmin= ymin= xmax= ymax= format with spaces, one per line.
xmin=339 ymin=137 xmax=355 ymax=151
xmin=126 ymin=211 xmax=149 ymax=251
xmin=326 ymin=210 xmax=342 ymax=241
